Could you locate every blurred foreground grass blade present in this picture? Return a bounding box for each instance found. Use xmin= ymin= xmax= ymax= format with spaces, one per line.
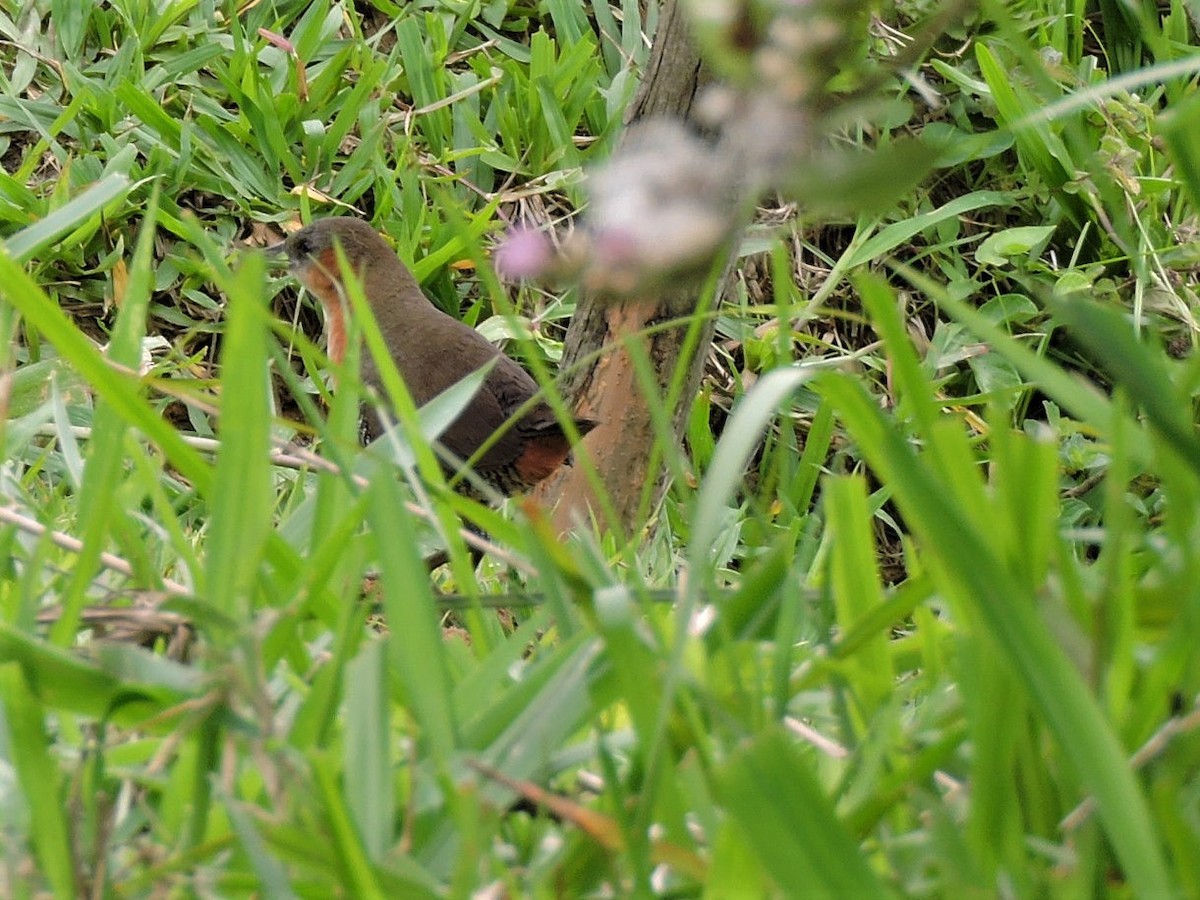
xmin=223 ymin=794 xmax=298 ymax=900
xmin=53 ymin=201 xmax=158 ymax=645
xmin=847 ymin=274 xmax=1173 ymax=890
xmin=205 ymin=254 xmax=274 ymax=617
xmin=344 ymin=639 xmax=394 ymax=862
xmin=790 ymin=137 xmax=941 ymax=217
xmin=1049 ymin=294 xmax=1200 ymax=474
xmin=0 ymin=663 xmax=77 ymax=900
xmin=473 ymin=757 xmax=707 ymax=880
xmin=816 ymin=370 xmax=1173 ymax=894
xmin=0 ymin=252 xmax=211 ymax=487
xmin=890 ymin=262 xmax=1150 ymax=461
xmin=312 ymin=751 xmax=386 ymax=896
xmin=656 ymin=366 xmax=820 ymax=865
xmin=366 ymin=472 xmax=458 ymax=762
xmin=251 ymin=818 xmax=441 ymax=897
xmin=961 ymin=632 xmax=1027 ymax=879
xmin=590 ymin=583 xmax=697 ymax=877
xmin=825 ymin=475 xmax=892 ymax=719
xmin=460 ymin=627 xmax=591 ymax=760
xmin=1160 ymin=88 xmax=1200 ymax=213
xmin=3 ymin=173 xmax=132 ymax=263
xmin=705 ymin=822 xmax=770 ymax=897
xmin=721 ymin=728 xmax=888 ymax=897
xmin=708 ymin=529 xmax=793 ymax=642
xmin=0 ymin=621 xmax=199 ymax=723
xmin=988 ymin=407 xmax=1058 ymax=584
xmin=688 ymin=367 xmax=814 ymax=577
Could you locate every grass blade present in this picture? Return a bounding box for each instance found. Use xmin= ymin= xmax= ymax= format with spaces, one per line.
xmin=0 ymin=663 xmax=77 ymax=899
xmin=721 ymin=728 xmax=888 ymax=897
xmin=3 ymin=173 xmax=131 ymax=263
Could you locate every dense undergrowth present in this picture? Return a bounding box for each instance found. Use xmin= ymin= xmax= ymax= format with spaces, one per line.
xmin=2 ymin=0 xmax=1200 ymax=895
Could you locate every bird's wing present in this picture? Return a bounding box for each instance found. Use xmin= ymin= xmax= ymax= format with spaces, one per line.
xmin=440 ymin=373 xmax=526 ymax=471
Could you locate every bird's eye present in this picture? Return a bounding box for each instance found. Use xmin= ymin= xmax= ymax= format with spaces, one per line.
xmin=292 ymin=235 xmax=313 ymax=257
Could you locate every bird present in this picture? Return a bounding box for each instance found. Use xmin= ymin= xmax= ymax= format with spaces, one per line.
xmin=271 ymin=216 xmax=596 ymax=497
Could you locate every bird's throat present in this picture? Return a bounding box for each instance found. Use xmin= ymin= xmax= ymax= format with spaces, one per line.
xmin=296 ymin=250 xmax=349 ymax=365
xmin=325 ymin=303 xmax=347 ymax=365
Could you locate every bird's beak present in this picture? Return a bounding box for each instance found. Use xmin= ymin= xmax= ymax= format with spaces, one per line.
xmin=263 ymin=241 xmax=290 ymax=269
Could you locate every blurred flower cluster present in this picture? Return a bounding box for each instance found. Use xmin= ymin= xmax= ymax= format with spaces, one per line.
xmin=495 ymin=0 xmax=873 ymax=299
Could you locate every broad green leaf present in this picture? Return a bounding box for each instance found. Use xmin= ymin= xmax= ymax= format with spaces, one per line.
xmin=975 ymin=225 xmax=1057 ymax=266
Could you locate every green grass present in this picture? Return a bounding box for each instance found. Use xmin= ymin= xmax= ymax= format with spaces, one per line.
xmin=3 ymin=0 xmax=1200 ymax=896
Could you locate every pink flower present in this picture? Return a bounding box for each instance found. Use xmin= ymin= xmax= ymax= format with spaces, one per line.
xmin=494 ymin=227 xmax=555 ymax=280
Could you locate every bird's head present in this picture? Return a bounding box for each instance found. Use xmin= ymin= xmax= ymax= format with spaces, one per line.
xmin=268 ymin=217 xmax=403 ymax=364
xmin=273 ymin=217 xmax=391 ymax=284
